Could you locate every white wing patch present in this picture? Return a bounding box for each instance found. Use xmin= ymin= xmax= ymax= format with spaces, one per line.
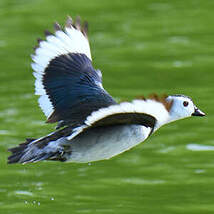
xmin=31 ymin=17 xmax=91 ymax=119
xmin=66 ymin=99 xmax=170 ymax=141
xmin=38 ymin=95 xmax=53 ymax=118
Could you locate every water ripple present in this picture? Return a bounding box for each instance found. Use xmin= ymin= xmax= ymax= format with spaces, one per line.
xmin=186 ymin=144 xmax=214 ymax=151
xmin=14 ymin=190 xmax=33 ymax=196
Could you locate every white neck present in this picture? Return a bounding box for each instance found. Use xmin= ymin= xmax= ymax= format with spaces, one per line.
xmin=153 ymin=111 xmax=187 ymax=132
xmin=167 ymin=108 xmax=191 ymax=124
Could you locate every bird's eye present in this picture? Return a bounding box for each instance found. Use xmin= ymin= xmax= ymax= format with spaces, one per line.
xmin=183 ymin=101 xmax=189 ymax=107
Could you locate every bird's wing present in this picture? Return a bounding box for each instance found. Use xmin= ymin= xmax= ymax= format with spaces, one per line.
xmin=31 ymin=16 xmax=116 ymax=127
xmin=66 ymin=97 xmax=173 ymax=141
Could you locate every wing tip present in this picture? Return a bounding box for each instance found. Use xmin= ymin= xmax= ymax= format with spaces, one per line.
xmin=33 ymin=15 xmax=90 ymax=55
xmin=65 ymin=16 xmax=73 ymax=28
xmin=54 ymin=22 xmax=62 ymax=32
xmin=74 ymin=15 xmax=81 ymax=30
xmin=44 ymin=29 xmax=53 ymax=36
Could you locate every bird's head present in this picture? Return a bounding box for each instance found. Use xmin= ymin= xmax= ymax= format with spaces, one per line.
xmin=166 ymin=95 xmax=205 ymax=122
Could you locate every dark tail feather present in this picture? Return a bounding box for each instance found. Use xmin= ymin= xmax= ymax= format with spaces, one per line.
xmin=8 ymin=139 xmax=35 ymax=164
xmin=8 ymin=138 xmax=66 ymax=164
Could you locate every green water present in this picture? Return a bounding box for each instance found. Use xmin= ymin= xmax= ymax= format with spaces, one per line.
xmin=0 ymin=0 xmax=213 ymax=213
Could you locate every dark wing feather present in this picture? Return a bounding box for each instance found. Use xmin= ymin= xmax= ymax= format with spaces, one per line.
xmin=88 ymin=112 xmax=156 ymax=129
xmin=43 ymin=53 xmax=116 ymax=126
xmin=90 ymin=112 xmax=157 ymax=129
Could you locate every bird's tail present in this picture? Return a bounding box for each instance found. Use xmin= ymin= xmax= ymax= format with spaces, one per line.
xmin=8 ymin=136 xmax=67 ymax=164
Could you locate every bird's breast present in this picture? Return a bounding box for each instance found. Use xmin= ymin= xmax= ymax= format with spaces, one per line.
xmin=68 ymin=124 xmax=151 ymax=163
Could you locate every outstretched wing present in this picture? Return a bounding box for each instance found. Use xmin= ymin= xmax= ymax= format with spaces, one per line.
xmin=31 ymin=16 xmax=116 ymax=126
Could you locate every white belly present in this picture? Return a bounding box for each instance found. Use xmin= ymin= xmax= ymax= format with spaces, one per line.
xmin=68 ymin=125 xmax=151 ymax=163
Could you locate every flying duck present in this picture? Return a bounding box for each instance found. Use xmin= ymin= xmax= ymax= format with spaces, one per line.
xmin=8 ymin=16 xmax=205 ymax=164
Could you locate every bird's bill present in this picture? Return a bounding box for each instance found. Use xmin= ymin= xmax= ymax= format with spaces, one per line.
xmin=192 ymin=108 xmax=206 ymax=117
